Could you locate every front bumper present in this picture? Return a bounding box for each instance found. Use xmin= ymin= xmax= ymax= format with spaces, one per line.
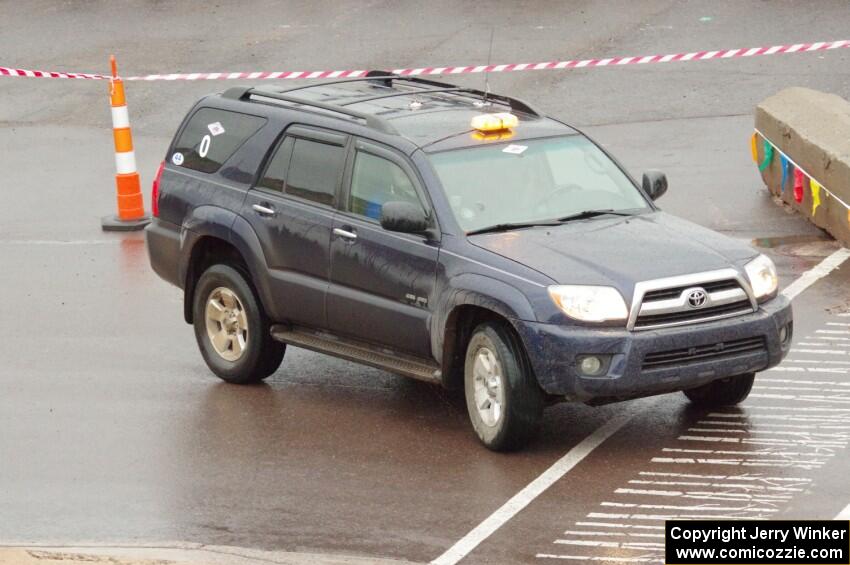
xmin=515 ymin=295 xmax=792 ymax=402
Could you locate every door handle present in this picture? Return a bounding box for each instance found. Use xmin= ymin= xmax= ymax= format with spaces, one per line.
xmin=333 ymin=227 xmax=357 ymax=241
xmin=252 ymin=203 xmax=276 ymax=217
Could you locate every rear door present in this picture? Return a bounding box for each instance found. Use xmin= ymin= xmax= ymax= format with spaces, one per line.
xmin=327 ymin=139 xmax=439 ymax=358
xmin=242 ymin=126 xmax=348 ymax=328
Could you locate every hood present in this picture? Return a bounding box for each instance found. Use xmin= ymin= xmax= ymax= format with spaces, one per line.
xmin=468 ymin=211 xmax=758 ymax=295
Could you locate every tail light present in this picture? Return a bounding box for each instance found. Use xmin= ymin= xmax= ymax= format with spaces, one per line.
xmin=151 ymin=160 xmax=165 ymax=217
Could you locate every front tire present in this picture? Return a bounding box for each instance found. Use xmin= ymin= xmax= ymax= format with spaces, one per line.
xmin=683 ymin=373 xmax=755 ymax=407
xmin=193 ymin=264 xmax=285 ymax=384
xmin=464 ymin=322 xmax=544 ymax=451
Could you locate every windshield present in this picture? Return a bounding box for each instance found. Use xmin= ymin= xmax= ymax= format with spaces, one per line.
xmin=428 ymin=135 xmax=650 ymax=233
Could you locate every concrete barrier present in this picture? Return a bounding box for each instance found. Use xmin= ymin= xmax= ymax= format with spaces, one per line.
xmin=755 ymin=87 xmax=850 ymax=246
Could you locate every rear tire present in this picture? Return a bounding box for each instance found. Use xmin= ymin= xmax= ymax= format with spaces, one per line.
xmin=683 ymin=373 xmax=755 ymax=407
xmin=464 ymin=322 xmax=544 ymax=451
xmin=193 ymin=264 xmax=285 ymax=384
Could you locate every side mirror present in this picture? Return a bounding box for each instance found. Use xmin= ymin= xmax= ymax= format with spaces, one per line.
xmin=380 ymin=201 xmax=429 ymax=234
xmin=642 ymin=170 xmax=668 ymax=201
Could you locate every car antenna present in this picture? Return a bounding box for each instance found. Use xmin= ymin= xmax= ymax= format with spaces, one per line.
xmin=481 ymin=26 xmax=495 ymax=106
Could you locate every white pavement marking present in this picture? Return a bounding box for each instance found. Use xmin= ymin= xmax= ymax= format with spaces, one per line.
xmin=790 ymin=349 xmax=847 ymax=355
xmin=836 ymin=503 xmax=850 ymax=519
xmin=429 ymin=411 xmax=636 ymax=565
xmin=575 ymin=522 xmax=664 ymax=531
xmin=784 ymin=358 xmax=850 ymax=365
xmin=781 ymin=248 xmax=850 ymax=300
xmin=562 ymin=530 xmax=664 ymax=539
xmin=537 ymin=554 xmax=664 ymax=563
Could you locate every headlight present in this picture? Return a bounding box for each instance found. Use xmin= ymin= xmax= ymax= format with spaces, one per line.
xmin=744 ymin=254 xmax=778 ymax=300
xmin=548 ymin=285 xmax=629 ymax=323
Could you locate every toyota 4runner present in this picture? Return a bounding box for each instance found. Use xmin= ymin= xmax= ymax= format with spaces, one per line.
xmin=146 ymin=72 xmax=793 ymax=451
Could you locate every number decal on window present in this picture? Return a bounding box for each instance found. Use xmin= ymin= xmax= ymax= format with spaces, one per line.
xmin=199 ymin=134 xmax=211 ymax=159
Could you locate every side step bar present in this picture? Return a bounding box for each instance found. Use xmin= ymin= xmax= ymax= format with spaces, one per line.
xmin=270 ymin=325 xmax=442 ymax=385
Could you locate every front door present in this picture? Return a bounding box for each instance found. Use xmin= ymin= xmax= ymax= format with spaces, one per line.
xmin=327 ymin=140 xmax=439 ymax=358
xmin=242 ymin=126 xmax=348 ymax=328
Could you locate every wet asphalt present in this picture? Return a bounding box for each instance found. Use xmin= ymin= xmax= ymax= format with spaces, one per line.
xmin=1 ymin=2 xmax=850 ymax=564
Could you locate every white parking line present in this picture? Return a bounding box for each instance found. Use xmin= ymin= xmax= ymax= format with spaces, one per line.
xmin=587 ymin=511 xmax=765 ymax=521
xmin=434 ymin=250 xmax=850 ymax=564
xmin=430 ymin=411 xmax=636 ymax=565
xmin=553 ymin=539 xmax=664 ymax=549
xmin=783 ymin=359 xmax=850 ymax=365
xmin=781 ymin=248 xmax=850 ymax=300
xmin=790 ymin=349 xmax=847 ymax=355
xmin=563 ymin=530 xmax=664 ymax=538
xmin=836 ymin=503 xmax=850 ymax=519
xmin=637 ymin=471 xmax=811 ymax=483
xmin=537 ymin=554 xmax=664 ymax=563
xmin=575 ymin=522 xmax=665 ymax=530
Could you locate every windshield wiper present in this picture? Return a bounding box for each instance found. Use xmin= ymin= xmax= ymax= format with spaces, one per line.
xmin=556 ymin=209 xmax=634 ymax=223
xmin=466 ymin=220 xmax=560 ymax=236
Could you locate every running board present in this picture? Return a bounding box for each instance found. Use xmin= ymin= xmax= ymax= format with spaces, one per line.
xmin=270 ymin=325 xmax=442 ymax=384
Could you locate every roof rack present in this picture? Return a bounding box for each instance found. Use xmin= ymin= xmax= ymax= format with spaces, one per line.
xmin=219 ymin=70 xmax=545 ymax=136
xmin=270 ymin=70 xmax=544 ymax=117
xmin=222 ymin=86 xmax=399 ymax=135
xmin=273 ymin=70 xmax=398 ymax=93
xmin=337 ymin=87 xmax=469 ymax=107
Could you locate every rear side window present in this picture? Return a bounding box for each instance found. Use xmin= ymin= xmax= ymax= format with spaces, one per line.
xmin=284 ymin=138 xmax=345 ymax=206
xmin=171 ymin=108 xmax=266 ymax=174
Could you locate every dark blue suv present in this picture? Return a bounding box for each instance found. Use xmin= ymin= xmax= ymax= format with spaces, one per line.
xmin=146 ymin=72 xmax=793 ymax=450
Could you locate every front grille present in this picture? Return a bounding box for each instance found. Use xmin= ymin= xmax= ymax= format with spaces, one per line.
xmin=633 ymin=276 xmax=754 ymax=330
xmin=642 ymin=336 xmax=766 ymax=370
xmin=642 ymin=279 xmax=740 ymax=302
xmin=634 ymin=300 xmax=753 ymax=329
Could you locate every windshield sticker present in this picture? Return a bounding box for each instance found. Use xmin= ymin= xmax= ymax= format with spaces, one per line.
xmin=207 ymin=122 xmax=225 ymax=136
xmin=171 ymin=152 xmax=184 ymax=166
xmin=502 ymin=144 xmax=527 ymax=155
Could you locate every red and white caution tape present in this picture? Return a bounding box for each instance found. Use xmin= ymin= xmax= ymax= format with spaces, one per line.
xmin=0 ymin=67 xmax=108 ymax=79
xmin=3 ymin=39 xmax=849 ymax=81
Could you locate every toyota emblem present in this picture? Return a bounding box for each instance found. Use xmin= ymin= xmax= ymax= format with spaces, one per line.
xmin=686 ymin=288 xmax=708 ymax=308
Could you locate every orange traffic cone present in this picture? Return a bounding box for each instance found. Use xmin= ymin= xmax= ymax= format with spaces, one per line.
xmin=102 ymin=55 xmax=150 ymax=231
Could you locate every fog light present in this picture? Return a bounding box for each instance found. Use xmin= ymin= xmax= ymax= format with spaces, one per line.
xmin=579 ymin=355 xmax=604 ymax=376
xmin=780 ymin=322 xmax=793 ymax=346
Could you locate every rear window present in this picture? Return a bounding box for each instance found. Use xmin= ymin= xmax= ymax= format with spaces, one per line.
xmin=171 ymin=108 xmax=266 ymax=174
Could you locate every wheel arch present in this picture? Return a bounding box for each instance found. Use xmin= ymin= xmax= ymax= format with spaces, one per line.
xmin=183 ymin=236 xmax=251 ymax=324
xmin=435 ymin=275 xmax=538 ymax=390
xmin=181 ymin=206 xmax=273 ymax=324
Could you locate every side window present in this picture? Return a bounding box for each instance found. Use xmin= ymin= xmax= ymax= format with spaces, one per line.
xmin=350 ymin=151 xmax=421 ymax=220
xmin=172 ymin=108 xmax=266 ymax=174
xmin=257 ymin=137 xmax=294 ymax=192
xmin=284 ymin=138 xmax=345 ymax=206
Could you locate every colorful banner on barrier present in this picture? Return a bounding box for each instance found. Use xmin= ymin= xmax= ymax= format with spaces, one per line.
xmin=1 ymin=39 xmax=849 ymax=81
xmin=754 ymin=129 xmax=850 ymax=224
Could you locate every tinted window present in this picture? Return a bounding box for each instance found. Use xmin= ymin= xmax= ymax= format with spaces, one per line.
xmin=350 ymin=152 xmax=421 ymax=220
xmin=172 ymin=108 xmax=266 ymax=174
xmin=284 ymin=138 xmax=344 ymax=206
xmin=257 ymin=137 xmax=294 ymax=192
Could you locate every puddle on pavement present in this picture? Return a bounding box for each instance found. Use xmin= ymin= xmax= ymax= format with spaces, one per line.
xmin=752 ymin=233 xmax=839 ymax=257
